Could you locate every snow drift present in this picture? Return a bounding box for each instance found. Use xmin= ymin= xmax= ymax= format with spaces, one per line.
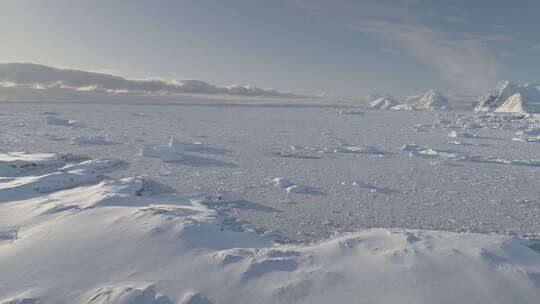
xmin=1 ymin=152 xmax=540 ymax=303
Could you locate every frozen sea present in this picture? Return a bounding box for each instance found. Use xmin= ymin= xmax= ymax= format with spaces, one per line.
xmin=2 ymin=100 xmax=540 ymax=303
xmin=2 ymin=100 xmax=540 ymax=241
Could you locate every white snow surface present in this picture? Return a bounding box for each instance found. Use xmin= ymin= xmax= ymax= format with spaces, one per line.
xmin=2 ymin=100 xmax=540 ymax=302
xmin=2 ymin=152 xmax=540 ymax=303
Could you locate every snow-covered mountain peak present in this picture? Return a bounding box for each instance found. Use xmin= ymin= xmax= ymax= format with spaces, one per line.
xmin=368 ymin=96 xmax=399 ymax=109
xmin=476 ymin=80 xmax=540 ymax=113
xmin=414 ymin=89 xmax=451 ymax=110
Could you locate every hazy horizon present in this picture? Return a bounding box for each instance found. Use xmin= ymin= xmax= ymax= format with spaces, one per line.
xmin=2 ymin=0 xmax=540 ymax=98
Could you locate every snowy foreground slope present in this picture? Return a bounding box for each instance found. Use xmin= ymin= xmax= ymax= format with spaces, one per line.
xmin=2 ymin=152 xmax=540 ymax=303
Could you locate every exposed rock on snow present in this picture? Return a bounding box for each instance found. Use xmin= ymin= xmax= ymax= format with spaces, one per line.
xmin=0 ymin=152 xmax=63 ymax=174
xmin=475 ymin=81 xmax=540 ymax=113
xmin=0 ymin=151 xmax=87 ymax=177
xmin=368 ymin=96 xmax=399 ymax=110
xmin=2 ymin=152 xmax=540 ymax=303
xmin=0 ymin=155 xmax=122 ymax=202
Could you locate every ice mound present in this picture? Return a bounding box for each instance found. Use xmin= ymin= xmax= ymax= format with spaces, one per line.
xmin=272 ymin=177 xmax=293 ymax=188
xmin=272 ymin=177 xmax=322 ymax=195
xmin=448 ymin=130 xmax=476 ymax=138
xmin=389 ymin=104 xmax=415 ymax=111
xmin=406 ymin=145 xmax=540 ymax=167
xmin=334 ymin=145 xmax=386 ymax=154
xmin=139 ymin=138 xmax=185 ymax=163
xmin=368 ymin=96 xmax=399 ymax=110
xmin=46 ymin=116 xmax=81 ymax=127
xmin=87 ymin=285 xmax=173 ymax=304
xmin=139 ymin=139 xmax=229 ymax=164
xmin=2 ymin=152 xmax=540 ymax=303
xmin=409 ymin=148 xmax=467 ymax=161
xmin=400 ymin=143 xmax=425 ymax=151
xmin=70 ymin=135 xmax=114 ymax=145
xmin=285 ymin=184 xmax=311 ymax=194
xmin=475 ymin=81 xmax=540 ymax=113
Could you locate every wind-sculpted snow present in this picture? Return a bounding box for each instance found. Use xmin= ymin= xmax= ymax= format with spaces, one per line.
xmin=1 ymin=152 xmax=540 ymax=303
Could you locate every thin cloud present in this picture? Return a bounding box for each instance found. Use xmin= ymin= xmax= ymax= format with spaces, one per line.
xmin=0 ymin=63 xmax=308 ymax=99
xmin=292 ymin=0 xmax=502 ymax=94
xmin=348 ymin=21 xmax=502 ymax=93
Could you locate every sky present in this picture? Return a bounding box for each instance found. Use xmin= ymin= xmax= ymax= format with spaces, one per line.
xmin=1 ymin=0 xmax=539 ymax=98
